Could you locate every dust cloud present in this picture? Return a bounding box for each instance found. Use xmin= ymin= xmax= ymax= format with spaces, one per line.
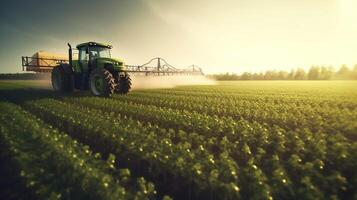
xmin=27 ymin=74 xmax=215 ymax=90
xmin=34 ymin=79 xmax=52 ymax=89
xmin=130 ymin=75 xmax=216 ymax=90
xmin=33 ymin=73 xmax=52 ymax=89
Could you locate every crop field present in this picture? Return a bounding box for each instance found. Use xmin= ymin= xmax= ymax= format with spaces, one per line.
xmin=0 ymin=80 xmax=356 ymax=200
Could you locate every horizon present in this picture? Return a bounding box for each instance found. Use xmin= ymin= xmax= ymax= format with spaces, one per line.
xmin=2 ymin=63 xmax=356 ymax=76
xmin=1 ymin=0 xmax=357 ymax=74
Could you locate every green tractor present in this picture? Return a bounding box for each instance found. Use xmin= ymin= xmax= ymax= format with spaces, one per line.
xmin=51 ymin=42 xmax=131 ymax=96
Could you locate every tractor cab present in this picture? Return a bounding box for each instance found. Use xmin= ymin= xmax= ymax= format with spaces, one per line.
xmin=77 ymin=42 xmax=111 ymax=60
xmin=74 ymin=42 xmax=121 ymax=74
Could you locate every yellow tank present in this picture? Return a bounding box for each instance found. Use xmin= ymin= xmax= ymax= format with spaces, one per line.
xmin=26 ymin=51 xmax=68 ymax=72
xmin=31 ymin=51 xmax=68 ymax=67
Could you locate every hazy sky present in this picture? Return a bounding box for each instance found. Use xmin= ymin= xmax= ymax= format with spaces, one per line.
xmin=0 ymin=0 xmax=356 ymax=74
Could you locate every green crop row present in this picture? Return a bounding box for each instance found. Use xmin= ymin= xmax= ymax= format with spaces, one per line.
xmin=23 ymin=96 xmax=357 ymax=199
xmin=0 ymin=102 xmax=158 ymax=200
xmin=112 ymin=92 xmax=357 ymax=138
xmin=24 ymin=98 xmax=245 ymax=200
xmin=1 ymin=81 xmax=356 ymax=200
xmin=63 ymin=96 xmax=357 ymax=199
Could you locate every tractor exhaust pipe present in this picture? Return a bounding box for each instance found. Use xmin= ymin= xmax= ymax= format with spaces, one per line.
xmin=67 ymin=43 xmax=72 ymax=66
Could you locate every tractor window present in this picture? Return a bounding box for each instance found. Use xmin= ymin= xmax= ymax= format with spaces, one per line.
xmin=89 ymin=47 xmax=111 ymax=58
xmin=79 ymin=48 xmax=89 ymax=61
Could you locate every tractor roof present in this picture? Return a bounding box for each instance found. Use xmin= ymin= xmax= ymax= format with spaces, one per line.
xmin=76 ymin=42 xmax=112 ymax=49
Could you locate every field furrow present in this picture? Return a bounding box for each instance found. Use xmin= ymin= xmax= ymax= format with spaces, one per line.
xmin=0 ymin=101 xmax=158 ymax=200
xmin=23 ymin=99 xmax=244 ymax=200
xmin=62 ymin=95 xmax=357 ymax=199
xmin=112 ymin=93 xmax=357 ymax=138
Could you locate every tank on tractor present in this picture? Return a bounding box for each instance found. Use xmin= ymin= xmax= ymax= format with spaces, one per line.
xmin=51 ymin=42 xmax=131 ymax=96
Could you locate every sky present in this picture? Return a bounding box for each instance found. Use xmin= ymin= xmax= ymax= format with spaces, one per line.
xmin=0 ymin=0 xmax=356 ymax=74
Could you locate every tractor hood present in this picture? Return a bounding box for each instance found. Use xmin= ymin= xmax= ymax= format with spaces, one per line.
xmin=94 ymin=57 xmax=126 ymax=71
xmin=95 ymin=57 xmax=124 ymax=66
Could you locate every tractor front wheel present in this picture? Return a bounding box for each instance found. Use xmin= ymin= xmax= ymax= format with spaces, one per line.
xmin=117 ymin=73 xmax=131 ymax=94
xmin=89 ymin=68 xmax=115 ymax=97
xmin=51 ymin=66 xmax=73 ymax=92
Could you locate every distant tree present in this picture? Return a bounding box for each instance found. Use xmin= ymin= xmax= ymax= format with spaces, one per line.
xmin=209 ymin=63 xmax=357 ymax=80
xmin=273 ymin=71 xmax=280 ymax=80
xmin=308 ymin=66 xmax=320 ymax=80
xmin=294 ymin=68 xmax=306 ymax=80
xmin=320 ymin=66 xmax=334 ymax=80
xmin=335 ymin=64 xmax=351 ymax=79
xmin=224 ymin=73 xmax=234 ymax=80
xmin=257 ymin=72 xmax=264 ymax=80
xmin=0 ymin=73 xmax=49 ymax=80
xmin=252 ymin=73 xmax=263 ymax=80
xmin=241 ymin=72 xmax=252 ymax=80
xmin=338 ymin=64 xmax=350 ymax=75
xmin=353 ymin=64 xmax=357 ymax=80
xmin=278 ymin=71 xmax=289 ymax=80
xmin=288 ymin=69 xmax=295 ymax=80
xmin=264 ymin=71 xmax=274 ymax=80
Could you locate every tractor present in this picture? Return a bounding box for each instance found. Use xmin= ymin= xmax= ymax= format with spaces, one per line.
xmin=21 ymin=42 xmax=204 ymax=96
xmin=51 ymin=42 xmax=131 ymax=96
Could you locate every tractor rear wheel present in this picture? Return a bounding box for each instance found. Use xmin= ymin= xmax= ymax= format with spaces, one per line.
xmin=117 ymin=73 xmax=131 ymax=94
xmin=51 ymin=66 xmax=73 ymax=92
xmin=89 ymin=68 xmax=115 ymax=97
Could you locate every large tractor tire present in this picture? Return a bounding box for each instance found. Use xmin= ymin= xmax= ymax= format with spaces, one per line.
xmin=89 ymin=68 xmax=115 ymax=97
xmin=51 ymin=65 xmax=74 ymax=92
xmin=117 ymin=73 xmax=131 ymax=94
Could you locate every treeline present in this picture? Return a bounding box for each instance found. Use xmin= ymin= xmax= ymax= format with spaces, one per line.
xmin=211 ymin=65 xmax=357 ymax=80
xmin=0 ymin=73 xmax=50 ymax=80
